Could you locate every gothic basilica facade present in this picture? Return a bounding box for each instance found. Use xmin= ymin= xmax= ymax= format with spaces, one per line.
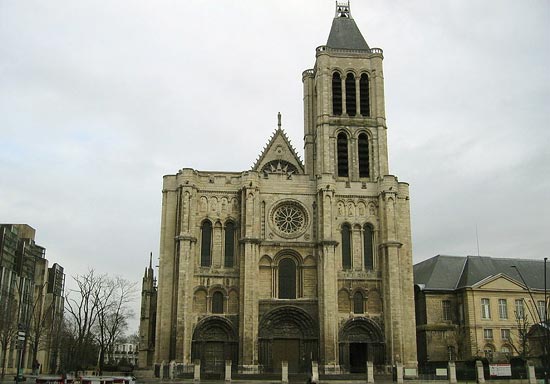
xmin=140 ymin=3 xmax=417 ymax=375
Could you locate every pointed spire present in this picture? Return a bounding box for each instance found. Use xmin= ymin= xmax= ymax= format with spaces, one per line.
xmin=327 ymin=1 xmax=370 ymax=50
xmin=149 ymin=252 xmax=153 ymax=269
xmin=277 ymin=112 xmax=282 ymax=129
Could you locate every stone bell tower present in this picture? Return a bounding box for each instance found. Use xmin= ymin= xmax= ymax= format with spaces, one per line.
xmin=303 ymin=1 xmax=418 ymax=371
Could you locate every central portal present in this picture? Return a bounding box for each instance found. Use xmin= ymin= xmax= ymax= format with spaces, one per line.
xmin=349 ymin=343 xmax=368 ymax=373
xmin=258 ymin=306 xmax=318 ymax=373
xmin=272 ymin=339 xmax=300 ymax=373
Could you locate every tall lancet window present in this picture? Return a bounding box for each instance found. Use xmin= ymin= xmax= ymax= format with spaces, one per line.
xmin=346 ymin=73 xmax=356 ymax=116
xmin=212 ymin=291 xmax=224 ymax=314
xmin=342 ymin=223 xmax=352 ymax=270
xmin=363 ymin=223 xmax=374 ymax=270
xmin=337 ymin=132 xmax=349 ymax=177
xmin=360 ymin=74 xmax=370 ymax=117
xmin=358 ymin=133 xmax=370 ymax=178
xmin=278 ymin=258 xmax=296 ymax=299
xmin=353 ymin=291 xmax=364 ymax=314
xmin=224 ymin=221 xmax=235 ymax=268
xmin=200 ymin=220 xmax=212 ymax=267
xmin=332 ymin=72 xmax=343 ymax=116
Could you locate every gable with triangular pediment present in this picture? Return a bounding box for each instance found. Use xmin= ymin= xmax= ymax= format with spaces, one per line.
xmin=476 ymin=274 xmax=525 ymax=291
xmin=252 ymin=129 xmax=304 ymax=175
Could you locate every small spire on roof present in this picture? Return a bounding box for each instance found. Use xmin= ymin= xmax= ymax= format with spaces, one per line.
xmin=277 ymin=112 xmax=282 ymax=129
xmin=335 ymin=1 xmax=351 ymax=18
xmin=149 ymin=252 xmax=153 ymax=269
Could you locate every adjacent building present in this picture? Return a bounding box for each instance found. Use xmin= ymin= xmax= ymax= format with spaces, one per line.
xmin=0 ymin=224 xmax=65 ymax=375
xmin=140 ymin=2 xmax=417 ymax=376
xmin=414 ymin=255 xmax=549 ymax=364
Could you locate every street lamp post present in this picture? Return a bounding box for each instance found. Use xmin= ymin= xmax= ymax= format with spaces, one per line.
xmin=16 ymin=326 xmax=25 ymax=383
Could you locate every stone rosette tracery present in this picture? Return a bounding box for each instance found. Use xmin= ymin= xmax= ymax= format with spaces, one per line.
xmin=269 ymin=199 xmax=309 ymax=238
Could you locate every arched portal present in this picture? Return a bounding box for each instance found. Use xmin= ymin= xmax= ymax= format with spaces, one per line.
xmin=191 ymin=316 xmax=238 ymax=375
xmin=258 ymin=306 xmax=318 ymax=373
xmin=339 ymin=317 xmax=385 ymax=373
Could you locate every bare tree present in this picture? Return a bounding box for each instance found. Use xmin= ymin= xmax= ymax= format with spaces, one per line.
xmin=0 ymin=286 xmax=18 ymax=378
xmin=95 ymin=277 xmax=137 ymax=373
xmin=61 ymin=271 xmax=137 ymax=373
xmin=511 ymin=310 xmax=532 ymax=359
xmin=63 ymin=269 xmax=105 ymax=371
xmin=25 ymin=282 xmax=49 ymax=373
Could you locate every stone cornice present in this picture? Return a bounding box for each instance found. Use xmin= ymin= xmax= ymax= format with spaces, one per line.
xmin=379 ymin=241 xmax=402 ymax=249
xmin=261 ymin=240 xmax=317 ymax=248
xmin=175 ymin=235 xmax=197 ymax=242
xmin=239 ymin=237 xmax=262 ymax=244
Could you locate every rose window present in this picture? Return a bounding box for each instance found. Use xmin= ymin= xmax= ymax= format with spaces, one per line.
xmin=271 ymin=201 xmax=308 ymax=238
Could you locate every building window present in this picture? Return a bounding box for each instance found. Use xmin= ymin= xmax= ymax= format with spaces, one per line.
xmin=359 ymin=73 xmax=370 ymax=117
xmin=498 ymin=299 xmax=508 ymax=319
xmin=353 ymin=291 xmax=364 ymax=314
xmin=363 ymin=223 xmax=373 ymax=270
xmin=358 ymin=133 xmax=369 ymax=178
xmin=278 ymin=258 xmax=296 ymax=299
xmin=200 ymin=220 xmax=212 ymax=267
xmin=515 ymin=299 xmax=525 ymax=319
xmin=484 ymin=345 xmax=494 ymax=361
xmin=224 ymin=221 xmax=235 ymax=268
xmin=481 ymin=298 xmax=491 ymax=319
xmin=537 ymin=300 xmax=547 ymax=321
xmin=341 ymin=224 xmax=352 ymax=270
xmin=484 ymin=329 xmax=493 ymax=340
xmin=337 ymin=132 xmax=349 ymax=177
xmin=442 ymin=300 xmax=452 ymax=321
xmin=212 ymin=291 xmax=224 ymax=314
xmin=501 ymin=328 xmax=510 ymax=341
xmin=345 ymin=73 xmax=356 ymax=116
xmin=332 ymin=72 xmax=342 ymax=115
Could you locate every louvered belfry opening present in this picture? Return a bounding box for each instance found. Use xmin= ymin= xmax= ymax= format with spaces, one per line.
xmin=345 ymin=73 xmax=356 ymax=116
xmin=358 ymin=133 xmax=369 ymax=178
xmin=360 ymin=74 xmax=370 ymax=116
xmin=332 ymin=72 xmax=343 ymax=115
xmin=337 ymin=132 xmax=349 ymax=177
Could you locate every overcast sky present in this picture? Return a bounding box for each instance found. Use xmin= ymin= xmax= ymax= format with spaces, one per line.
xmin=1 ymin=0 xmax=549 ymax=333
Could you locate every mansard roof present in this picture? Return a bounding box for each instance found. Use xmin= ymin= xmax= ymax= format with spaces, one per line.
xmin=326 ymin=3 xmax=370 ymax=51
xmin=414 ymin=255 xmax=549 ymax=291
xmin=252 ymin=127 xmax=304 ymax=175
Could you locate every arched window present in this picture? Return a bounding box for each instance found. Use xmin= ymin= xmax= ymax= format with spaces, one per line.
xmin=360 ymin=74 xmax=370 ymax=117
xmin=224 ymin=221 xmax=235 ymax=268
xmin=353 ymin=292 xmax=364 ymax=314
xmin=358 ymin=133 xmax=369 ymax=178
xmin=341 ymin=224 xmax=352 ymax=269
xmin=337 ymin=132 xmax=349 ymax=177
xmin=278 ymin=258 xmax=296 ymax=299
xmin=332 ymin=72 xmax=342 ymax=115
xmin=346 ymin=73 xmax=356 ymax=116
xmin=363 ymin=224 xmax=374 ymax=270
xmin=200 ymin=220 xmax=212 ymax=267
xmin=212 ymin=291 xmax=224 ymax=314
